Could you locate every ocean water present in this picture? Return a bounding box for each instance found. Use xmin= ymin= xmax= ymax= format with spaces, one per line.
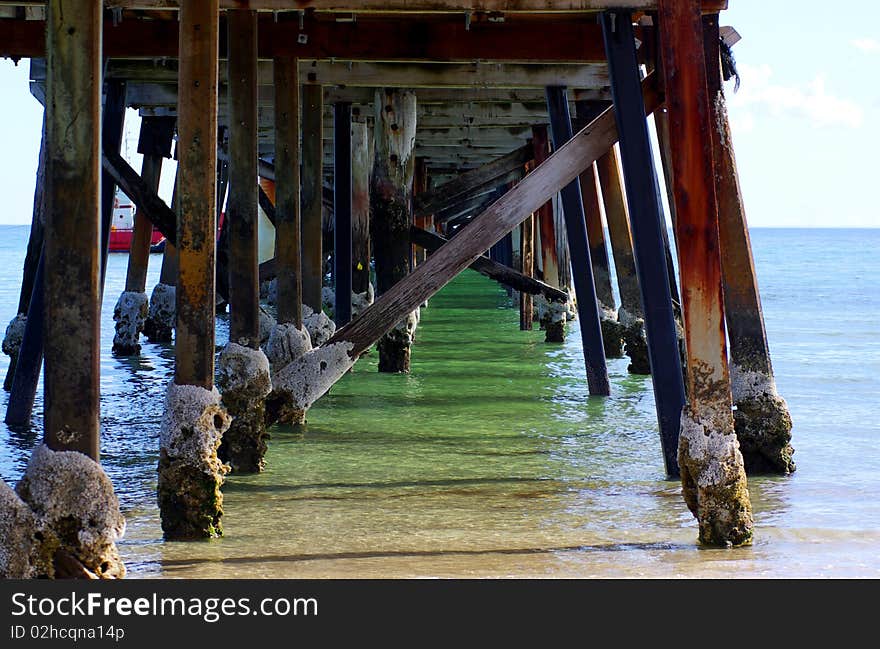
xmin=0 ymin=226 xmax=878 ymax=578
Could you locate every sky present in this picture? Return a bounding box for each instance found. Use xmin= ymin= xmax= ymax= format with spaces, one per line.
xmin=0 ymin=1 xmax=877 ymax=228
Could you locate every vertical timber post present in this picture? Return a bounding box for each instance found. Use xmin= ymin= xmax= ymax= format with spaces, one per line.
xmin=5 ymin=2 xmax=128 ymax=580
xmin=545 ymin=86 xmax=610 ymax=396
xmin=217 ymin=9 xmax=272 ymax=474
xmin=159 ymin=0 xmax=230 ymax=541
xmin=520 ymin=165 xmax=535 ymax=332
xmin=602 ymin=11 xmax=686 ymax=475
xmin=532 ymin=126 xmax=566 ymax=342
xmin=596 ymin=148 xmax=651 ymax=374
xmin=703 ymin=14 xmax=794 ymax=474
xmin=352 ymin=118 xmax=373 ymax=308
xmin=334 ymin=101 xmax=353 ymax=327
xmin=112 ymin=117 xmax=172 ymax=355
xmin=273 ymin=57 xmax=303 ymax=330
xmin=145 ymin=167 xmax=178 ymax=343
xmin=657 ymin=0 xmax=753 ymax=546
xmin=43 ymin=0 xmax=102 ymax=459
xmin=371 ymin=89 xmax=417 ymax=373
xmin=2 ymin=116 xmax=45 ymax=392
xmin=301 ymin=85 xmax=323 ymax=313
xmin=6 ymin=77 xmax=124 ymax=426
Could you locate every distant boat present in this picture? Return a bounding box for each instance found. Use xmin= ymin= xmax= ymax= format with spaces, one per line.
xmin=109 ymin=188 xmax=165 ymax=252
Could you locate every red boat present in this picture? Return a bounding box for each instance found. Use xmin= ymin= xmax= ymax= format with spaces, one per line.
xmin=109 ymin=190 xmax=165 ymax=252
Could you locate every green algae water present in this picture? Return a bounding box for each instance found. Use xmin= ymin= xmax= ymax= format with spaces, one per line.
xmin=2 ymin=227 xmax=880 ymax=577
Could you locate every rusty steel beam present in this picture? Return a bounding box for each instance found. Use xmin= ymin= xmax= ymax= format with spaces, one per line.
xmin=175 ymin=0 xmax=219 ymax=389
xmin=301 ymin=84 xmax=324 ymax=313
xmin=273 ymin=56 xmax=303 ymax=328
xmin=43 ymin=0 xmax=102 ymax=458
xmin=703 ymin=14 xmax=794 ymax=475
xmin=657 ymin=0 xmax=753 ymax=547
xmin=227 ymin=10 xmax=261 ymax=348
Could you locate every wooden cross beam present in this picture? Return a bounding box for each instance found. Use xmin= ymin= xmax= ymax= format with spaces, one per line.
xmin=2 ymin=1 xmax=727 ymax=12
xmin=329 ymin=73 xmax=662 ymax=359
xmin=413 ymin=143 xmax=532 ymax=216
xmin=411 ymin=226 xmax=568 ymax=303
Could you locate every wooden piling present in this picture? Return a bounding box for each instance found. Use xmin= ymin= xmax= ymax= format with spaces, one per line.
xmin=273 ymin=56 xmax=302 ymax=329
xmin=602 ymin=11 xmax=687 ymax=475
xmin=657 ymin=0 xmax=753 ymax=546
xmin=99 ymin=79 xmax=127 ymax=288
xmin=519 ymin=190 xmax=535 ymax=332
xmin=371 ymin=89 xmax=417 ymax=373
xmin=301 ymin=84 xmax=323 ymax=313
xmin=352 ymin=119 xmax=372 ymax=296
xmin=531 ymin=126 xmax=565 ymax=343
xmin=3 ymin=117 xmax=45 ymax=392
xmin=175 ymin=0 xmax=219 ymax=390
xmin=703 ymin=14 xmax=794 ymax=474
xmin=43 ymin=0 xmax=102 ymax=458
xmin=595 ymin=147 xmax=650 ymax=374
xmin=545 ymin=86 xmax=610 ymax=396
xmin=334 ymin=101 xmax=353 ymax=326
xmin=227 ymin=9 xmax=260 ymax=348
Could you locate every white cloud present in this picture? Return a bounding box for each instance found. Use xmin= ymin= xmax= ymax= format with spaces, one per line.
xmin=852 ymin=38 xmax=880 ymax=53
xmin=728 ymin=63 xmax=864 ymax=129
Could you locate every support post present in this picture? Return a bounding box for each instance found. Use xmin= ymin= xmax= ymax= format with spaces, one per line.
xmin=656 ymin=0 xmax=753 ymax=546
xmin=602 ymin=11 xmax=687 ymax=475
xmin=159 ymin=0 xmax=230 ymax=541
xmin=545 ymin=86 xmax=610 ymax=396
xmin=532 ymin=126 xmax=566 ymax=342
xmin=273 ymin=57 xmax=302 ymax=329
xmin=519 ymin=183 xmax=535 ymax=331
xmin=351 ymin=119 xmax=375 ymax=317
xmin=334 ymin=101 xmax=353 ymax=327
xmin=216 ymin=10 xmax=272 ymax=474
xmin=596 ymin=147 xmax=651 ymax=374
xmin=703 ymin=14 xmax=794 ymax=474
xmin=5 ymin=0 xmax=128 ymax=580
xmin=145 ymin=172 xmax=178 ymax=343
xmin=371 ymin=89 xmax=418 ymax=373
xmin=3 ymin=116 xmax=45 ymax=392
xmin=6 ymin=78 xmax=124 ymax=426
xmin=301 ymin=84 xmax=323 ymax=313
xmin=112 ymin=117 xmax=171 ymax=355
xmin=413 ymin=157 xmax=428 ymax=269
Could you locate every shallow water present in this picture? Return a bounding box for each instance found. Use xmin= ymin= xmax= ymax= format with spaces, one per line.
xmin=1 ymin=226 xmax=879 ymax=578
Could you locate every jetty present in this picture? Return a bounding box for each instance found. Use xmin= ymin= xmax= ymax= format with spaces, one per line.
xmin=0 ymin=0 xmax=793 ymax=579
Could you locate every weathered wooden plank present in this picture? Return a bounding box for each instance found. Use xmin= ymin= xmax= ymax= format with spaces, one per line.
xmin=329 ymin=73 xmax=662 ymax=359
xmin=93 ymin=60 xmax=611 ymax=90
xmin=0 ymin=15 xmax=615 ymax=63
xmin=657 ymin=0 xmax=752 ymax=547
xmin=411 ymin=226 xmax=566 ymax=304
xmin=414 ymin=143 xmax=532 ymax=217
xmin=102 ymin=149 xmax=177 ymax=246
xmin=43 ymin=0 xmax=102 ymax=458
xmin=175 ymin=0 xmax=219 ymax=389
xmin=32 ymin=1 xmax=728 ymax=12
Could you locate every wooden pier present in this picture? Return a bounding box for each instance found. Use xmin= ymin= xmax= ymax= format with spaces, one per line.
xmin=0 ymin=0 xmax=794 ymax=579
